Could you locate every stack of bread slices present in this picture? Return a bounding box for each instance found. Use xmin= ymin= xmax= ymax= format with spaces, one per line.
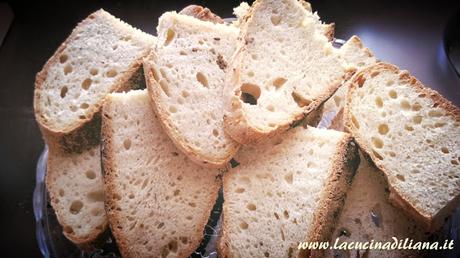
xmin=34 ymin=1 xmax=459 ymax=257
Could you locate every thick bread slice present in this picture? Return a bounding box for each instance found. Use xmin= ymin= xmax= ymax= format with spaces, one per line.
xmin=46 ymin=146 xmax=107 ymax=245
xmin=101 ymin=90 xmax=221 ymax=258
xmin=223 ymin=0 xmax=355 ymax=145
xmin=323 ymin=36 xmax=377 ymax=131
xmin=344 ymin=62 xmax=460 ymax=230
xmin=218 ymin=126 xmax=360 ymax=258
xmin=326 ymin=153 xmax=428 ymax=258
xmin=34 ymin=9 xmax=155 ymax=153
xmin=144 ymin=12 xmax=240 ymax=168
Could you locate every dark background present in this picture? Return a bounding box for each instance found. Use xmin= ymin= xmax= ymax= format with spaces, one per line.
xmin=0 ymin=0 xmax=459 ymax=257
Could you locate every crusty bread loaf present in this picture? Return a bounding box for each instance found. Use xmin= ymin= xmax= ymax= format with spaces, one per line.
xmin=344 ymin=62 xmax=460 ymax=230
xmin=326 ymin=152 xmax=428 ymax=258
xmin=101 ymin=90 xmax=221 ymax=258
xmin=218 ymin=126 xmax=360 ymax=258
xmin=46 ymin=145 xmax=107 ymax=245
xmin=223 ymin=0 xmax=355 ymax=145
xmin=34 ymin=9 xmax=155 ymax=153
xmin=144 ymin=12 xmax=240 ymax=168
xmin=323 ymin=36 xmax=377 ymax=130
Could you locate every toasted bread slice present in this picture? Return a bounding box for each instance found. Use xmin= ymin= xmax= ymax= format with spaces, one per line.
xmin=102 ymin=90 xmax=221 ymax=258
xmin=34 ymin=9 xmax=155 ymax=153
xmin=218 ymin=126 xmax=359 ymax=258
xmin=326 ymin=152 xmax=429 ymax=258
xmin=144 ymin=12 xmax=240 ymax=168
xmin=223 ymin=0 xmax=355 ymax=145
xmin=46 ymin=146 xmax=106 ymax=245
xmin=323 ymin=36 xmax=377 ymax=130
xmin=345 ymin=62 xmax=460 ymax=230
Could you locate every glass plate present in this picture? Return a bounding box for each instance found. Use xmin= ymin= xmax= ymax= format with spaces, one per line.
xmin=33 ymin=38 xmax=460 ymax=258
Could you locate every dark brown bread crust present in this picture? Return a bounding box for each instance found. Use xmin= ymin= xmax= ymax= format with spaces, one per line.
xmin=179 ymin=5 xmax=224 ymax=24
xmin=344 ymin=62 xmax=460 ymax=231
xmin=300 ymin=135 xmax=360 ymax=258
xmin=34 ymin=9 xmax=151 ymax=153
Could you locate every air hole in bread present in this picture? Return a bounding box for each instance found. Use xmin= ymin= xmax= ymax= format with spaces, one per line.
xmin=280 ymin=228 xmax=285 ymax=241
xmin=128 ymin=193 xmax=134 ymax=199
xmin=247 ymin=203 xmax=257 ymax=211
xmin=351 ymin=114 xmax=360 ymax=129
xmin=69 ymin=200 xmax=83 ymax=214
xmin=173 ymin=189 xmax=180 ymax=196
xmin=168 ymin=240 xmax=178 ymax=253
xmin=164 ymin=28 xmax=175 ymax=46
xmin=247 ymin=71 xmax=255 ymax=77
xmin=267 ymin=105 xmax=275 ymax=112
xmin=196 ymin=72 xmax=209 ymax=87
xmin=441 ymin=147 xmax=449 ymax=154
xmin=90 ymin=68 xmax=98 ymax=76
xmin=273 ymin=77 xmax=287 ymax=89
xmin=284 ymin=173 xmax=293 ymax=184
xmin=452 ymin=160 xmax=459 ymax=165
xmin=264 ymin=251 xmax=270 ymax=257
xmin=291 ymin=92 xmax=311 ymax=108
xmin=389 ymin=90 xmax=397 ymax=99
xmin=80 ymin=103 xmax=89 ymax=109
xmin=180 ymin=236 xmax=188 ymax=244
xmin=356 ymin=75 xmax=366 ymax=87
xmin=159 ymin=79 xmax=171 ymax=97
xmin=106 ymin=69 xmax=118 ymax=78
xmin=274 ymin=212 xmax=280 ymax=220
xmin=389 ymin=151 xmax=396 ymax=157
xmin=160 ymin=245 xmax=169 ymax=257
xmin=283 ymin=210 xmax=289 ymax=219
xmin=59 ymin=189 xmax=65 ymax=197
xmin=412 ymin=103 xmax=422 ymax=111
xmin=235 ymin=188 xmax=245 ymax=193
xmin=396 ymin=174 xmax=405 ymax=181
xmin=112 ymin=45 xmax=118 ymax=50
xmin=179 ymin=50 xmax=187 ymax=56
xmin=63 ymin=226 xmax=73 ymax=234
xmin=400 ymin=100 xmax=411 ymax=110
xmin=121 ymin=35 xmax=131 ymax=41
xmin=90 ymin=207 xmax=102 ymax=217
xmin=85 ymin=170 xmax=96 ymax=179
xmin=169 ymin=106 xmax=177 ymax=113
xmin=212 ymin=129 xmax=219 ymax=137
xmin=428 ymin=110 xmax=443 ymax=117
xmin=188 ymin=202 xmax=196 ymax=207
xmin=181 ymin=90 xmax=190 ymax=98
xmin=435 ymin=122 xmax=446 ymax=128
xmin=371 ymin=71 xmax=380 ymax=78
xmin=80 ymin=78 xmax=92 ymax=90
xmin=372 ymin=150 xmax=384 ymax=160
xmin=378 ymin=124 xmax=389 ymax=135
xmin=240 ymin=221 xmax=249 ymax=230
xmin=64 ymin=65 xmax=73 ymax=75
xmin=123 ymin=139 xmax=132 ymax=150
xmin=403 ymin=124 xmax=413 ymax=131
xmin=270 ymin=15 xmax=281 ymax=25
xmin=251 ymin=53 xmax=258 ymax=60
xmin=60 ymin=86 xmax=68 ymax=98
xmin=240 ymin=83 xmax=261 ymax=105
xmin=88 ymin=190 xmax=104 ymax=202
xmin=69 ymin=105 xmax=78 ymax=112
xmin=372 ymin=137 xmax=384 ymax=148
xmin=59 ymin=54 xmax=68 ymax=64
xmin=413 ymin=116 xmax=422 ymax=124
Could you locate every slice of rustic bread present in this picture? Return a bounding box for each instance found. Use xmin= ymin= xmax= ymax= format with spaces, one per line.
xmin=218 ymin=126 xmax=359 ymax=258
xmin=345 ymin=62 xmax=460 ymax=230
xmin=323 ymin=36 xmax=377 ymax=130
xmin=223 ymin=0 xmax=355 ymax=145
xmin=34 ymin=9 xmax=155 ymax=153
xmin=46 ymin=145 xmax=107 ymax=245
xmin=326 ymin=152 xmax=429 ymax=258
xmin=144 ymin=12 xmax=240 ymax=168
xmin=101 ymin=90 xmax=221 ymax=258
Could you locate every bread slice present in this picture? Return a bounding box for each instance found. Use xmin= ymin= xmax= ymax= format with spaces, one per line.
xmin=101 ymin=90 xmax=221 ymax=258
xmin=46 ymin=145 xmax=107 ymax=245
xmin=218 ymin=126 xmax=360 ymax=258
xmin=144 ymin=12 xmax=240 ymax=168
xmin=223 ymin=0 xmax=355 ymax=145
xmin=344 ymin=62 xmax=460 ymax=230
xmin=34 ymin=9 xmax=155 ymax=153
xmin=323 ymin=36 xmax=377 ymax=130
xmin=326 ymin=152 xmax=428 ymax=258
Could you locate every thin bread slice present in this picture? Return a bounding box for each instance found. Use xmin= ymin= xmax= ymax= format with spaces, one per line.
xmin=46 ymin=145 xmax=107 ymax=245
xmin=101 ymin=90 xmax=221 ymax=258
xmin=344 ymin=62 xmax=460 ymax=230
xmin=34 ymin=9 xmax=155 ymax=153
xmin=218 ymin=126 xmax=359 ymax=258
xmin=326 ymin=152 xmax=428 ymax=258
xmin=144 ymin=12 xmax=240 ymax=168
xmin=223 ymin=0 xmax=355 ymax=145
xmin=323 ymin=36 xmax=377 ymax=130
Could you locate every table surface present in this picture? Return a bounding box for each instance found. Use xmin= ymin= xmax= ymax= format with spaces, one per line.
xmin=0 ymin=0 xmax=459 ymax=257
